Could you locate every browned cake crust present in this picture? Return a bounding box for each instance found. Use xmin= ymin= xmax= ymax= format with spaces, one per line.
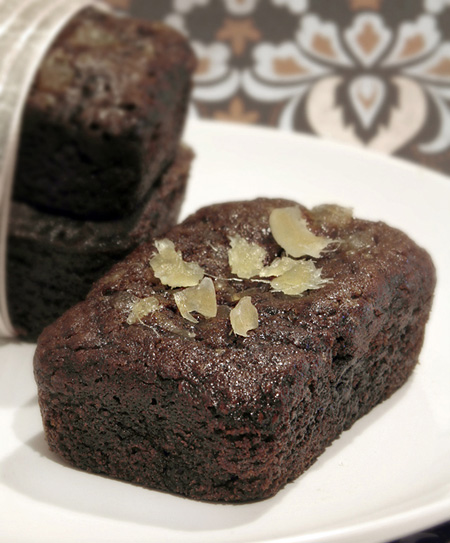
xmin=34 ymin=198 xmax=436 ymax=502
xmin=8 ymin=145 xmax=193 ymax=341
xmin=13 ymin=7 xmax=196 ymax=219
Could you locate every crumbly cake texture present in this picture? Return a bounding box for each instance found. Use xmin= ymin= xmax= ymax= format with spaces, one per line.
xmin=8 ymin=145 xmax=193 ymax=341
xmin=34 ymin=198 xmax=436 ymax=502
xmin=13 ymin=7 xmax=196 ymax=219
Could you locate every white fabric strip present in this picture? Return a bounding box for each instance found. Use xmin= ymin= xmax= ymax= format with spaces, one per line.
xmin=0 ymin=0 xmax=105 ymax=338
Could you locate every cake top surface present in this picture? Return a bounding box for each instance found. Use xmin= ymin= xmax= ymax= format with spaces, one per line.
xmin=28 ymin=7 xmax=196 ymax=133
xmin=36 ymin=198 xmax=435 ymax=412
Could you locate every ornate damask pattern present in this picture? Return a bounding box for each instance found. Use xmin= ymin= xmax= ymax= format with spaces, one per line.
xmin=126 ymin=0 xmax=450 ymax=174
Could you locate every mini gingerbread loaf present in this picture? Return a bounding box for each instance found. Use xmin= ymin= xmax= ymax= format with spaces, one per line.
xmin=12 ymin=7 xmax=196 ymax=219
xmin=34 ymin=198 xmax=436 ymax=502
xmin=8 ymin=145 xmax=193 ymax=341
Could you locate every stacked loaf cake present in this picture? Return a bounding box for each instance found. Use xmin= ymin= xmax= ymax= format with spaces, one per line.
xmin=7 ymin=7 xmax=196 ymax=340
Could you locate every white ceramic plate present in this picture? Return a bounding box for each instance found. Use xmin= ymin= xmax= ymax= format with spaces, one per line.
xmin=1 ymin=120 xmax=449 ymax=543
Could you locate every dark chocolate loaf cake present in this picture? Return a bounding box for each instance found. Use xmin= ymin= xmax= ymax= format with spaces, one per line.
xmin=9 ymin=145 xmax=193 ymax=341
xmin=13 ymin=7 xmax=196 ymax=219
xmin=34 ymin=198 xmax=436 ymax=502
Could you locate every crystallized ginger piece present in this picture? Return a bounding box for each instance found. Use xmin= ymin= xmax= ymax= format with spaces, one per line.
xmin=150 ymin=239 xmax=204 ymax=288
xmin=271 ymin=260 xmax=326 ymax=295
xmin=228 ymin=235 xmax=267 ymax=279
xmin=259 ymin=256 xmax=297 ymax=278
xmin=269 ymin=206 xmax=330 ymax=258
xmin=311 ymin=204 xmax=353 ymax=228
xmin=174 ymin=277 xmax=217 ymax=323
xmin=127 ymin=296 xmax=160 ymax=325
xmin=230 ymin=296 xmax=258 ymax=337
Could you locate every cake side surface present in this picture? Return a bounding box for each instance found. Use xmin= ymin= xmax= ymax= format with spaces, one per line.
xmin=34 ymin=198 xmax=436 ymax=502
xmin=8 ymin=145 xmax=193 ymax=341
xmin=13 ymin=8 xmax=196 ymax=219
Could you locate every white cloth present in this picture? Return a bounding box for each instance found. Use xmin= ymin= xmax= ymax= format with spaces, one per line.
xmin=0 ymin=0 xmax=106 ymax=338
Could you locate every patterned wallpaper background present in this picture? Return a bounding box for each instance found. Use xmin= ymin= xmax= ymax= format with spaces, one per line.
xmin=112 ymin=0 xmax=450 ymax=177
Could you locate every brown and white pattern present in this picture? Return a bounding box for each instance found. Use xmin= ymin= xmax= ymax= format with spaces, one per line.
xmin=125 ymin=0 xmax=450 ymax=175
xmin=244 ymin=10 xmax=450 ymax=155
